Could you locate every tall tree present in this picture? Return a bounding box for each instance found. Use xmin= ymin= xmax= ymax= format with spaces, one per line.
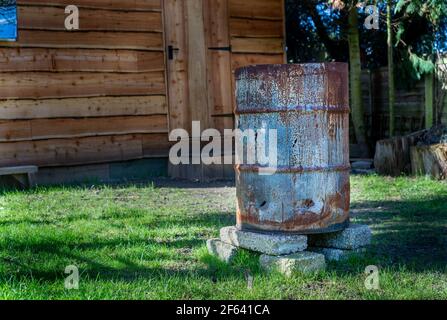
xmin=387 ymin=0 xmax=395 ymax=136
xmin=328 ymin=0 xmax=368 ymax=150
xmin=347 ymin=4 xmax=367 ymax=146
xmin=394 ymin=0 xmax=447 ymax=79
xmin=394 ymin=0 xmax=447 ymax=127
xmin=286 ymin=0 xmax=446 ymax=141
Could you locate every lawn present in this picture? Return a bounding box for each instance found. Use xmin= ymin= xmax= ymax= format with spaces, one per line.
xmin=0 ymin=175 xmax=446 ymax=300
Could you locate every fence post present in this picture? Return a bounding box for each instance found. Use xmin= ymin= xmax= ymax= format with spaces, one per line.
xmin=425 ymin=72 xmax=434 ymax=129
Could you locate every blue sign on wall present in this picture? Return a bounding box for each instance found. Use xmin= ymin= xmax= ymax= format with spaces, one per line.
xmin=0 ymin=0 xmax=17 ymax=41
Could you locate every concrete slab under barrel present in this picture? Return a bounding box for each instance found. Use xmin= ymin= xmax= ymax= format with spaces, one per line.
xmin=220 ymin=226 xmax=307 ymax=256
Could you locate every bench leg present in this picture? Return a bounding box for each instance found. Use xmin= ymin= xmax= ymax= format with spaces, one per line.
xmin=11 ymin=174 xmax=28 ymax=188
xmin=28 ymin=172 xmax=37 ymax=188
xmin=10 ymin=173 xmax=36 ymax=189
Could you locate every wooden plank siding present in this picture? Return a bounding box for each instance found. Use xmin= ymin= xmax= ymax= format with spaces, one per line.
xmin=17 ymin=0 xmax=163 ymax=11
xmin=0 ymin=96 xmax=167 ymax=120
xmin=206 ymin=0 xmax=286 ymax=134
xmin=204 ymin=0 xmax=233 ymax=134
xmin=228 ymin=0 xmax=285 ymax=56
xmin=0 ymin=49 xmax=165 ymax=73
xmin=229 ymin=18 xmax=283 ymax=38
xmin=0 ymin=1 xmax=170 ymax=168
xmin=231 ymin=53 xmax=285 ymax=70
xmin=227 ymin=0 xmax=285 ymax=133
xmin=185 ymin=0 xmax=210 ymax=129
xmin=0 ymin=72 xmax=166 ymax=99
xmin=0 ymin=115 xmax=168 ymax=142
xmin=18 ymin=6 xmax=163 ymax=32
xmin=229 ymin=0 xmax=285 ymax=57
xmin=0 ymin=133 xmax=171 ymax=167
xmin=228 ymin=0 xmax=283 ymax=20
xmin=165 ymin=0 xmax=285 ymax=181
xmin=1 ymin=30 xmax=164 ymax=50
xmin=1 ymin=0 xmax=285 ymax=174
xmin=163 ymin=0 xmax=190 ymax=133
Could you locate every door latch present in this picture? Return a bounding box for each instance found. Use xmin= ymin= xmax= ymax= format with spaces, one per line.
xmin=168 ymin=45 xmax=180 ymax=60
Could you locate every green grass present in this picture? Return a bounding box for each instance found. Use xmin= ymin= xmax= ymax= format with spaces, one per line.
xmin=0 ymin=175 xmax=446 ymax=300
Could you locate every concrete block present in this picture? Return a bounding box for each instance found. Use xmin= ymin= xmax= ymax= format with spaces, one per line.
xmin=308 ymin=224 xmax=372 ymax=250
xmin=220 ymin=226 xmax=307 ymax=256
xmin=260 ymin=252 xmax=326 ymax=276
xmin=351 ymin=160 xmax=373 ymax=170
xmin=309 ymin=247 xmax=366 ymax=262
xmin=351 ymin=169 xmax=376 ymax=175
xmin=207 ymin=238 xmax=239 ymax=263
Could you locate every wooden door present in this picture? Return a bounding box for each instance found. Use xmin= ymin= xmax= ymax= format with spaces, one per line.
xmin=163 ymin=0 xmax=286 ymax=180
xmin=164 ymin=0 xmax=192 ymax=133
xmin=163 ymin=0 xmax=234 ymax=135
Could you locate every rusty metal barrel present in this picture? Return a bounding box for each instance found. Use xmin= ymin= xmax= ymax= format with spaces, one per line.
xmin=234 ymin=63 xmax=350 ymax=234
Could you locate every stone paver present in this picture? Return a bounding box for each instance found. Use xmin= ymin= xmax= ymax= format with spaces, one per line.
xmin=260 ymin=252 xmax=326 ymax=276
xmin=220 ymin=226 xmax=307 ymax=256
xmin=308 ymin=224 xmax=372 ymax=250
xmin=207 ymin=238 xmax=239 ymax=263
xmin=308 ymin=247 xmax=365 ymax=262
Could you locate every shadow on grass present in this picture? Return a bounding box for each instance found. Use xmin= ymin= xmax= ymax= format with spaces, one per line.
xmin=0 ymin=177 xmax=235 ymax=197
xmin=0 ymin=210 xmax=245 ymax=284
xmin=0 ymin=183 xmax=446 ymax=286
xmin=0 ymin=209 xmax=235 ymax=229
xmin=341 ymin=196 xmax=447 ymax=274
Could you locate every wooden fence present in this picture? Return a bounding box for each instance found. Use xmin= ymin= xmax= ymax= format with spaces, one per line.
xmin=436 ymin=56 xmax=447 ymax=124
xmin=360 ymin=65 xmax=447 ymax=147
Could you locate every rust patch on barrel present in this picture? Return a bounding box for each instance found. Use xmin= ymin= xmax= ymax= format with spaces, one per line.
xmin=236 ymin=173 xmax=350 ymax=234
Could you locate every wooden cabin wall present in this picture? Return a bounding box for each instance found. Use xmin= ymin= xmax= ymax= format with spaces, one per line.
xmin=229 ymin=0 xmax=285 ymax=70
xmin=166 ymin=0 xmax=286 ymax=181
xmin=0 ymin=0 xmax=286 ymax=179
xmin=228 ymin=0 xmax=286 ymax=129
xmin=0 ymin=0 xmax=171 ymax=168
xmin=209 ymin=0 xmax=286 ymax=134
xmin=192 ymin=0 xmax=288 ymax=135
xmin=164 ymin=0 xmax=286 ymax=136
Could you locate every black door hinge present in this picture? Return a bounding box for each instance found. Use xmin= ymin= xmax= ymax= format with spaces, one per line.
xmin=208 ymin=46 xmax=232 ymax=52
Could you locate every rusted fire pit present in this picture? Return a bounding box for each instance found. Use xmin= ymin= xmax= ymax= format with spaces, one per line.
xmin=207 ymin=63 xmax=372 ymax=275
xmin=235 ymin=63 xmax=350 ymax=234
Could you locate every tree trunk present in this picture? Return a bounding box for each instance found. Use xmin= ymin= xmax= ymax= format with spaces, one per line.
xmin=411 ymin=144 xmax=447 ymax=180
xmin=348 ymin=7 xmax=367 ymax=148
xmin=425 ymin=72 xmax=434 ymax=129
xmin=387 ymin=0 xmax=395 ymax=137
xmin=374 ymin=132 xmax=424 ymax=176
xmin=303 ymin=1 xmax=347 ymax=62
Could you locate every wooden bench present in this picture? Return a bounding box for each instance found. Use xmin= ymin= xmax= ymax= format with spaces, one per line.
xmin=0 ymin=166 xmax=38 ymax=188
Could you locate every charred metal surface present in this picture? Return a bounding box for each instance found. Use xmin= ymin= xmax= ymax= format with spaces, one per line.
xmin=235 ymin=63 xmax=350 ymax=234
xmin=235 ymin=63 xmax=349 ymax=113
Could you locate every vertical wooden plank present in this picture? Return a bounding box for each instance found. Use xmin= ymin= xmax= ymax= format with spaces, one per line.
xmin=203 ymin=0 xmax=234 ymax=134
xmin=163 ymin=0 xmax=191 ymax=132
xmin=204 ymin=0 xmax=230 ymax=47
xmin=186 ymin=0 xmax=210 ymax=130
